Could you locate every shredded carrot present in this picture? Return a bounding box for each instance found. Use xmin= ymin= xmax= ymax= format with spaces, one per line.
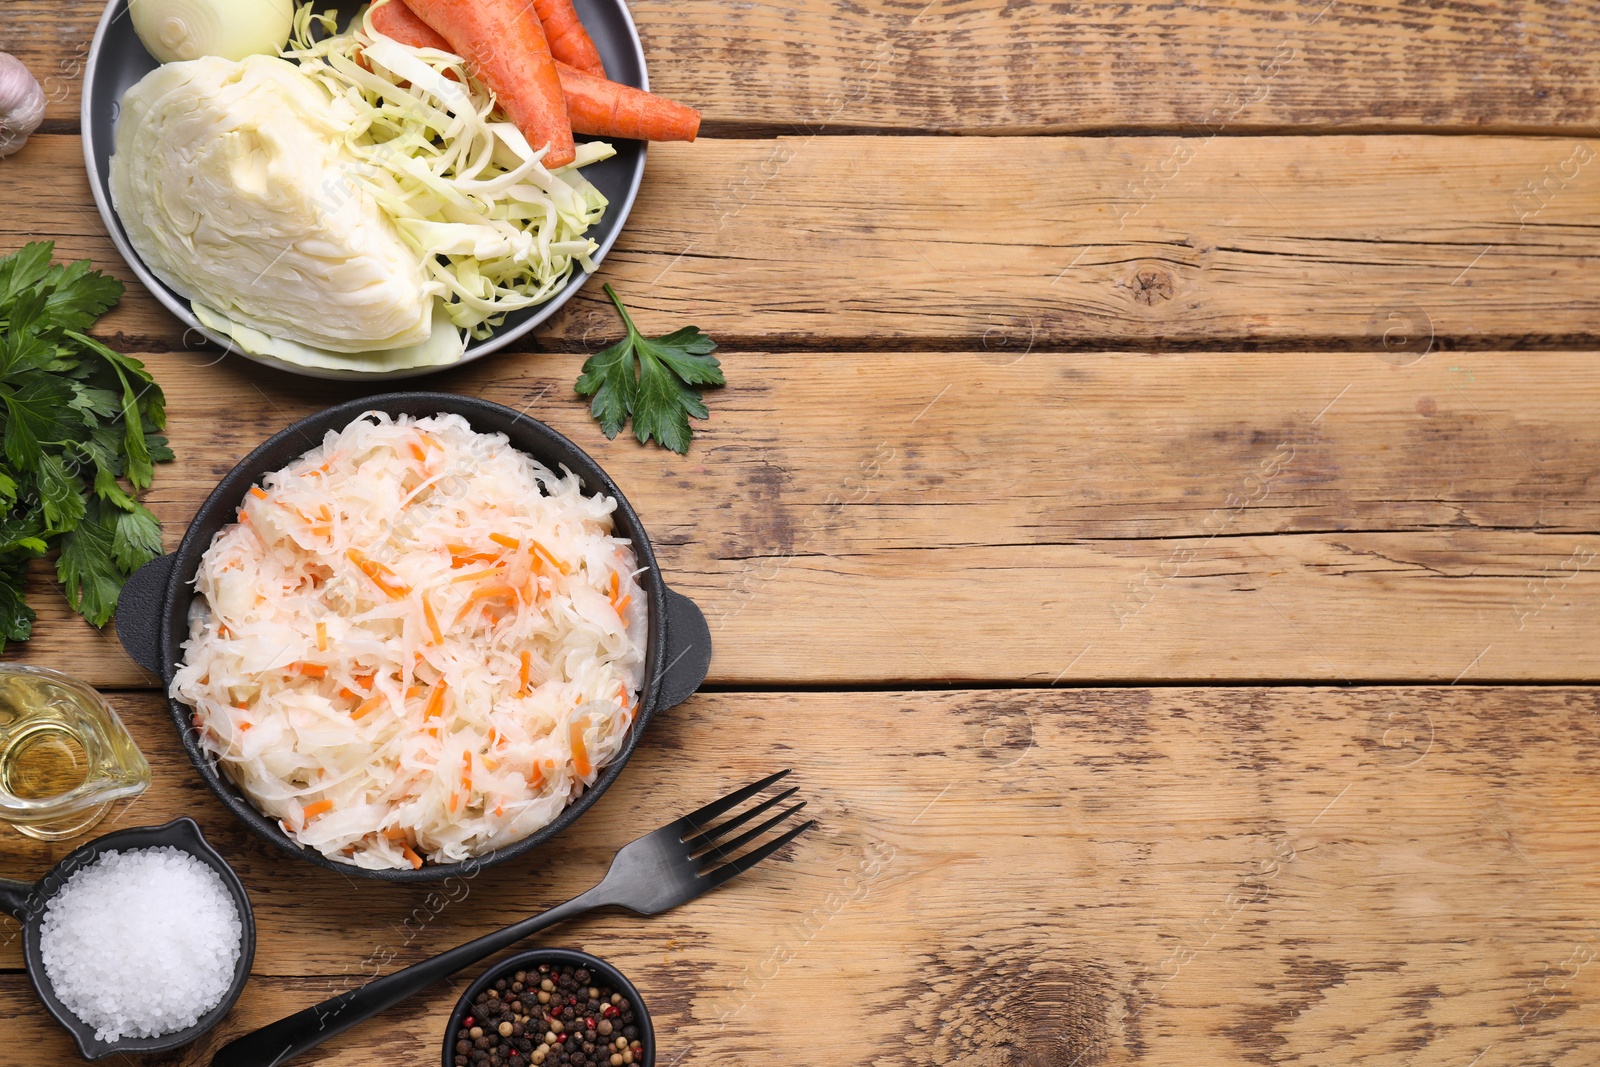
xmin=289 ymin=661 xmax=327 ymax=678
xmin=529 ymin=540 xmax=569 ymax=575
xmin=570 ymin=718 xmax=591 ymax=777
xmin=407 ymin=685 xmax=424 ymax=699
xmin=352 ymin=696 xmax=385 ymax=720
xmin=608 ymin=571 xmax=620 ymax=605
xmin=424 ymin=682 xmax=449 ymax=719
xmin=347 ymin=548 xmax=410 ymax=598
xmin=489 ymin=532 xmax=521 ymax=550
xmin=422 ymin=596 xmax=444 ymax=644
xmin=519 ymin=651 xmax=532 ymax=696
xmin=614 ymin=595 xmax=631 ymax=617
xmin=494 ymin=800 xmax=505 ymax=816
xmin=469 ymin=584 xmax=518 ymax=602
xmin=401 ymin=845 xmax=424 ymax=869
xmin=408 ymin=440 xmax=427 ymax=462
xmin=239 ymin=721 xmax=252 ymax=731
xmin=316 ymin=622 xmax=328 ymax=651
xmin=218 ymin=624 xmax=231 ymax=638
xmin=450 ymin=566 xmax=504 ymax=584
xmin=382 ymin=826 xmax=409 ymax=841
xmin=461 ymin=749 xmax=472 ymax=791
xmin=249 ymin=486 xmax=267 ymax=500
xmin=354 ymin=672 xmax=376 ymax=690
xmin=302 ymin=799 xmax=334 ymax=821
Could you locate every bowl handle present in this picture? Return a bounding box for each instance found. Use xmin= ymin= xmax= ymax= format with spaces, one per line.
xmin=0 ymin=878 xmax=36 ymax=921
xmin=658 ymin=586 xmax=712 ymax=710
xmin=115 ymin=553 xmax=176 ymax=675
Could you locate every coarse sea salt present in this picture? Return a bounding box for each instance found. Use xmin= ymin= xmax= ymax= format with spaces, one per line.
xmin=39 ymin=846 xmax=242 ymax=1043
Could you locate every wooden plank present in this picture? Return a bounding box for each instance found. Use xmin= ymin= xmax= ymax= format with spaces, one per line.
xmin=8 ymin=133 xmax=1600 ymax=351
xmin=3 ymin=686 xmax=1599 ymax=1063
xmin=10 ymin=0 xmax=1600 ymax=134
xmin=8 ymin=349 xmax=1600 ymax=687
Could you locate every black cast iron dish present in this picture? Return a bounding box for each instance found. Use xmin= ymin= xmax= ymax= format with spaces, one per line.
xmin=81 ymin=0 xmax=649 ymax=381
xmin=443 ymin=949 xmax=655 ymax=1067
xmin=114 ymin=393 xmax=712 ymax=883
xmin=0 ymin=817 xmax=256 ymax=1061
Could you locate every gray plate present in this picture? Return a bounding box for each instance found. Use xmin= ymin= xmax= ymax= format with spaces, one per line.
xmin=81 ymin=0 xmax=648 ymax=380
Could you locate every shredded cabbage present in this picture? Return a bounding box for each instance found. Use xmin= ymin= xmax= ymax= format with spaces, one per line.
xmin=171 ymin=413 xmax=646 ymax=869
xmin=284 ymin=6 xmax=615 ymax=339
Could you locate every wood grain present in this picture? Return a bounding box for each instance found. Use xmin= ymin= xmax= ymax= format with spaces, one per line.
xmin=9 ymin=350 xmax=1600 ymax=688
xmin=10 ymin=0 xmax=1600 ymax=134
xmin=9 ymin=133 xmax=1600 ymax=352
xmin=3 ymin=686 xmax=1599 ymax=1064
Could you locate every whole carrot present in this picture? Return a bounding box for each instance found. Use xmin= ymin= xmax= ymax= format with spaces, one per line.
xmin=530 ymin=0 xmax=607 ymax=78
xmin=556 ymin=61 xmax=700 ymax=142
xmin=371 ymin=0 xmax=700 ymax=143
xmin=403 ymin=0 xmax=576 ymax=168
xmin=369 ymin=0 xmax=452 ymax=52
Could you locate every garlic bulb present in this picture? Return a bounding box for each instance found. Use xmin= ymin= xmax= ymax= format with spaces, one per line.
xmin=0 ymin=54 xmax=45 ymax=158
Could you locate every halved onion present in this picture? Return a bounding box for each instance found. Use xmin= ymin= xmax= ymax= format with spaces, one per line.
xmin=130 ymin=0 xmax=294 ymax=64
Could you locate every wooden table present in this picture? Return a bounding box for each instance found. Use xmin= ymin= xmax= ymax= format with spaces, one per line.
xmin=5 ymin=1 xmax=1600 ymax=1062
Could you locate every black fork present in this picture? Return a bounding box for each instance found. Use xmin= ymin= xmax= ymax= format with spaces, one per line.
xmin=212 ymin=771 xmax=814 ymax=1067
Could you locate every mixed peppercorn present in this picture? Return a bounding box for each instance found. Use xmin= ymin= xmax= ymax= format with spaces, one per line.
xmin=452 ymin=962 xmax=646 ymax=1067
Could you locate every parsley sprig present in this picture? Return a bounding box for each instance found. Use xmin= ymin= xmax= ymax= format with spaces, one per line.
xmin=575 ymin=285 xmax=724 ymax=454
xmin=0 ymin=243 xmax=172 ymax=648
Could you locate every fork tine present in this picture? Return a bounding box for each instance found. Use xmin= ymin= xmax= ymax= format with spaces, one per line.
xmin=700 ymin=818 xmax=816 ymax=889
xmin=696 ymin=802 xmax=807 ymax=865
xmin=675 ymin=769 xmax=791 ymax=836
xmin=683 ymin=786 xmax=799 ymax=853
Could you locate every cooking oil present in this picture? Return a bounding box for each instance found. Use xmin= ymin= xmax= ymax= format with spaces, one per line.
xmin=0 ymin=666 xmax=149 ymax=840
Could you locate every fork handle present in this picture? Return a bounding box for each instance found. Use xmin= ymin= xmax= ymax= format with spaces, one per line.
xmin=211 ymin=887 xmax=608 ymax=1067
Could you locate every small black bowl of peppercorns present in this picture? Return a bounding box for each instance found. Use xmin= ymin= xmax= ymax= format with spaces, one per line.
xmin=443 ymin=949 xmax=654 ymax=1067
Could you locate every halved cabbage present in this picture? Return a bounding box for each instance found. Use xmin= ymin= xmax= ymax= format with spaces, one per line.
xmin=110 ymin=55 xmax=452 ymax=364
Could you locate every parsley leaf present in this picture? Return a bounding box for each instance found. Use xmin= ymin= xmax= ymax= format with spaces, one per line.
xmin=112 ymin=505 xmax=163 ymax=573
xmin=575 ymin=284 xmax=724 ymax=454
xmin=57 ymin=500 xmax=122 ymax=627
xmin=0 ymin=243 xmax=171 ymax=645
xmin=0 ymin=554 xmax=34 ymax=643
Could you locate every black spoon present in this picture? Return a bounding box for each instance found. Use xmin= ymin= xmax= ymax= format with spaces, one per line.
xmin=0 ymin=816 xmax=256 ymax=1060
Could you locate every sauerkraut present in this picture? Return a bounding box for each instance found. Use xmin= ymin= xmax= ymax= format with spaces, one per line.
xmin=171 ymin=412 xmax=645 ymax=869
